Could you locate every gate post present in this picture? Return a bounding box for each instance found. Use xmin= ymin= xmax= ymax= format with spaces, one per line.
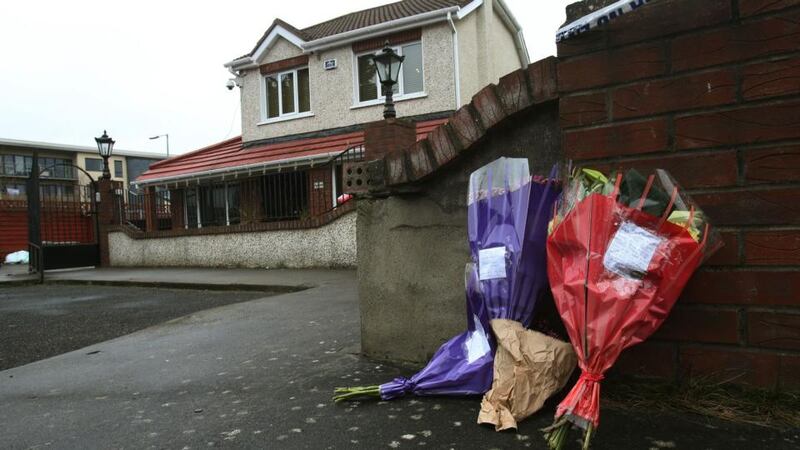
xmin=97 ymin=178 xmax=121 ymax=267
xmin=27 ymin=152 xmax=42 ymax=276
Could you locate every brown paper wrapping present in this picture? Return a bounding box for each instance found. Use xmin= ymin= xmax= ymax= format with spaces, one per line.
xmin=477 ymin=319 xmax=577 ymax=431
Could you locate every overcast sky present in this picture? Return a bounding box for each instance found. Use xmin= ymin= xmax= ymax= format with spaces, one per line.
xmin=0 ymin=0 xmax=572 ymax=156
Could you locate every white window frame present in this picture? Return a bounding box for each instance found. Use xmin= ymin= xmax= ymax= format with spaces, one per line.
xmin=259 ymin=66 xmax=313 ymax=125
xmin=352 ymin=40 xmax=426 ymax=108
xmin=184 ymin=182 xmax=239 ymax=229
xmin=331 ymin=164 xmax=338 ymax=208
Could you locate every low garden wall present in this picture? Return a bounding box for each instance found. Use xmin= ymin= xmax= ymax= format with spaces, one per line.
xmin=108 ymin=211 xmax=356 ymax=269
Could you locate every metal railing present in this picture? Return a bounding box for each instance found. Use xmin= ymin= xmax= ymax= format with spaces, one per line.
xmin=114 ymin=144 xmax=364 ymax=233
xmin=39 ymin=184 xmax=96 ymax=245
xmin=327 ymin=144 xmax=365 ymax=166
xmin=27 ymin=242 xmax=43 ymax=283
xmin=121 ymin=189 xmax=172 ymax=231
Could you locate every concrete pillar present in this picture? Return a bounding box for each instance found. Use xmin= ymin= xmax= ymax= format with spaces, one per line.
xmin=96 ymin=178 xmax=121 ymax=267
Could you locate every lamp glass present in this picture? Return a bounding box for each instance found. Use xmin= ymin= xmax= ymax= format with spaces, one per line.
xmin=95 ymin=130 xmax=115 ymax=158
xmin=373 ymin=46 xmax=404 ymax=86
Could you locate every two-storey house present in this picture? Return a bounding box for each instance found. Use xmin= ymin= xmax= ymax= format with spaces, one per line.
xmin=135 ymin=0 xmax=527 ymax=233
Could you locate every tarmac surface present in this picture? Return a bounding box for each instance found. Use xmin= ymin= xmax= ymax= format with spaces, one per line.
xmin=0 ymin=284 xmax=273 ymax=371
xmin=1 ymin=268 xmax=798 ymax=449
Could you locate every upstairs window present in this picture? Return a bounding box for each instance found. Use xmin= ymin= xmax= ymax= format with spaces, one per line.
xmin=85 ymin=157 xmax=104 ymax=172
xmin=1 ymin=155 xmax=73 ymax=178
xmin=356 ymin=41 xmax=423 ymax=104
xmin=263 ymin=67 xmax=311 ymax=120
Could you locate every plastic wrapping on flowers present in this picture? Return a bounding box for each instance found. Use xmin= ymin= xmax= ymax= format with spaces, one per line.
xmin=333 ymin=262 xmax=494 ymax=402
xmin=543 ymin=168 xmax=721 ymax=449
xmin=468 ymin=159 xmax=576 ymax=431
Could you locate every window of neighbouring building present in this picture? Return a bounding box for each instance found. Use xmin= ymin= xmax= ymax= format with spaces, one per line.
xmin=263 ymin=67 xmax=311 ymax=120
xmin=85 ymin=157 xmax=104 ymax=172
xmin=356 ymin=41 xmax=424 ymax=104
xmin=114 ymin=160 xmax=123 ymax=178
xmin=0 ymin=154 xmax=32 ymax=176
xmin=183 ymin=182 xmax=241 ymax=228
xmin=39 ymin=157 xmax=74 ymax=179
xmin=126 ymin=157 xmax=160 ymax=183
xmin=40 ymin=183 xmax=75 ymax=199
xmin=0 ymin=182 xmax=26 ymax=199
xmin=1 ymin=155 xmax=73 ymax=178
xmin=261 ymin=171 xmax=308 ymax=221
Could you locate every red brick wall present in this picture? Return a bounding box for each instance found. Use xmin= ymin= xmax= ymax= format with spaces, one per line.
xmin=364 ymin=119 xmax=418 ymax=161
xmin=308 ymin=167 xmax=333 ymax=217
xmin=169 ymin=189 xmax=185 ymax=230
xmin=558 ymin=0 xmax=800 ymax=389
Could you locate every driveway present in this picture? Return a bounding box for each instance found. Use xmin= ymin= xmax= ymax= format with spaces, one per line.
xmin=0 ymin=270 xmax=795 ymax=449
xmin=0 ymin=285 xmax=282 ymax=371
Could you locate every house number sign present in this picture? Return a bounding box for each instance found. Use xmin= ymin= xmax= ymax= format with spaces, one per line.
xmin=323 ymin=59 xmax=337 ymax=70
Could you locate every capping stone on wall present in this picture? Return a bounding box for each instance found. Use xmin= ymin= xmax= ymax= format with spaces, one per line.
xmin=377 ymin=56 xmax=559 ymax=189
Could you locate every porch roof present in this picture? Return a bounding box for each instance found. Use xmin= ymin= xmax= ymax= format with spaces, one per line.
xmin=135 ymin=118 xmax=447 ymax=186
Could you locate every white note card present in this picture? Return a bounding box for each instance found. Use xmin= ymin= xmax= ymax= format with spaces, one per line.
xmin=603 ymin=222 xmax=663 ymax=279
xmin=479 ymin=246 xmax=507 ymax=280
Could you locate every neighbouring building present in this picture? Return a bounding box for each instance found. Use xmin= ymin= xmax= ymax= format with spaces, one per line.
xmin=119 ymin=0 xmax=529 ymax=269
xmin=0 ymin=137 xmax=164 ymax=201
xmin=0 ymin=137 xmax=164 ymax=260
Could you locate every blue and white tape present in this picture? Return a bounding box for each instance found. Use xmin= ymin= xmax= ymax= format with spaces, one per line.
xmin=556 ymin=0 xmax=655 ymax=43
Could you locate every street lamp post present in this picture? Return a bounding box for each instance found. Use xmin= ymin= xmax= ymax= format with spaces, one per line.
xmin=149 ymin=133 xmax=169 ymax=157
xmin=372 ymin=42 xmax=405 ymax=119
xmin=94 ymin=130 xmax=115 ymax=180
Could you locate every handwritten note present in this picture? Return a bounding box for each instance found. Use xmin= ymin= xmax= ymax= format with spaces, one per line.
xmin=479 ymin=246 xmax=507 ymax=280
xmin=603 ymin=222 xmax=663 ymax=279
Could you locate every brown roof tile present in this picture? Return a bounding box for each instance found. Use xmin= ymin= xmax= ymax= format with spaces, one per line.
xmin=300 ymin=0 xmax=472 ymax=41
xmin=240 ymin=0 xmax=472 ymax=60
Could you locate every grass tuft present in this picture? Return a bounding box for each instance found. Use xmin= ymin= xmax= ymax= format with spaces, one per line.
xmin=603 ymin=376 xmax=800 ymax=430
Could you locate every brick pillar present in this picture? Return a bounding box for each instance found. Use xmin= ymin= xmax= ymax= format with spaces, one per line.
xmin=96 ymin=178 xmax=121 ymax=267
xmin=143 ymin=186 xmax=158 ymax=232
xmin=240 ymin=178 xmax=264 ymax=224
xmin=307 ymin=167 xmax=332 ymax=217
xmin=169 ymin=188 xmax=184 ymax=230
xmin=363 ymin=118 xmax=416 ymax=161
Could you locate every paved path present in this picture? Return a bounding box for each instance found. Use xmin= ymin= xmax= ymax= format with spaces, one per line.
xmin=0 ymin=263 xmax=36 ymax=284
xmin=1 ymin=269 xmax=796 ymax=449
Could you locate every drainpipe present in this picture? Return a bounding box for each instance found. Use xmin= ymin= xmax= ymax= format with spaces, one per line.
xmin=494 ymin=0 xmax=529 ymax=67
xmin=447 ymin=12 xmax=462 ymax=109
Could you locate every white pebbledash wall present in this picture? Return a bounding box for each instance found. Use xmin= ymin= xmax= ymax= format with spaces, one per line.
xmin=240 ymin=22 xmax=457 ymax=143
xmin=108 ymin=212 xmax=356 ymax=269
xmin=239 ymin=5 xmax=525 ymax=144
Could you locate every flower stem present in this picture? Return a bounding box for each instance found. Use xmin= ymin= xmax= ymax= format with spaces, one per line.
xmin=542 ymin=417 xmax=570 ymax=450
xmin=332 ymin=385 xmax=381 ymax=402
xmin=582 ymin=423 xmax=594 ymax=450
